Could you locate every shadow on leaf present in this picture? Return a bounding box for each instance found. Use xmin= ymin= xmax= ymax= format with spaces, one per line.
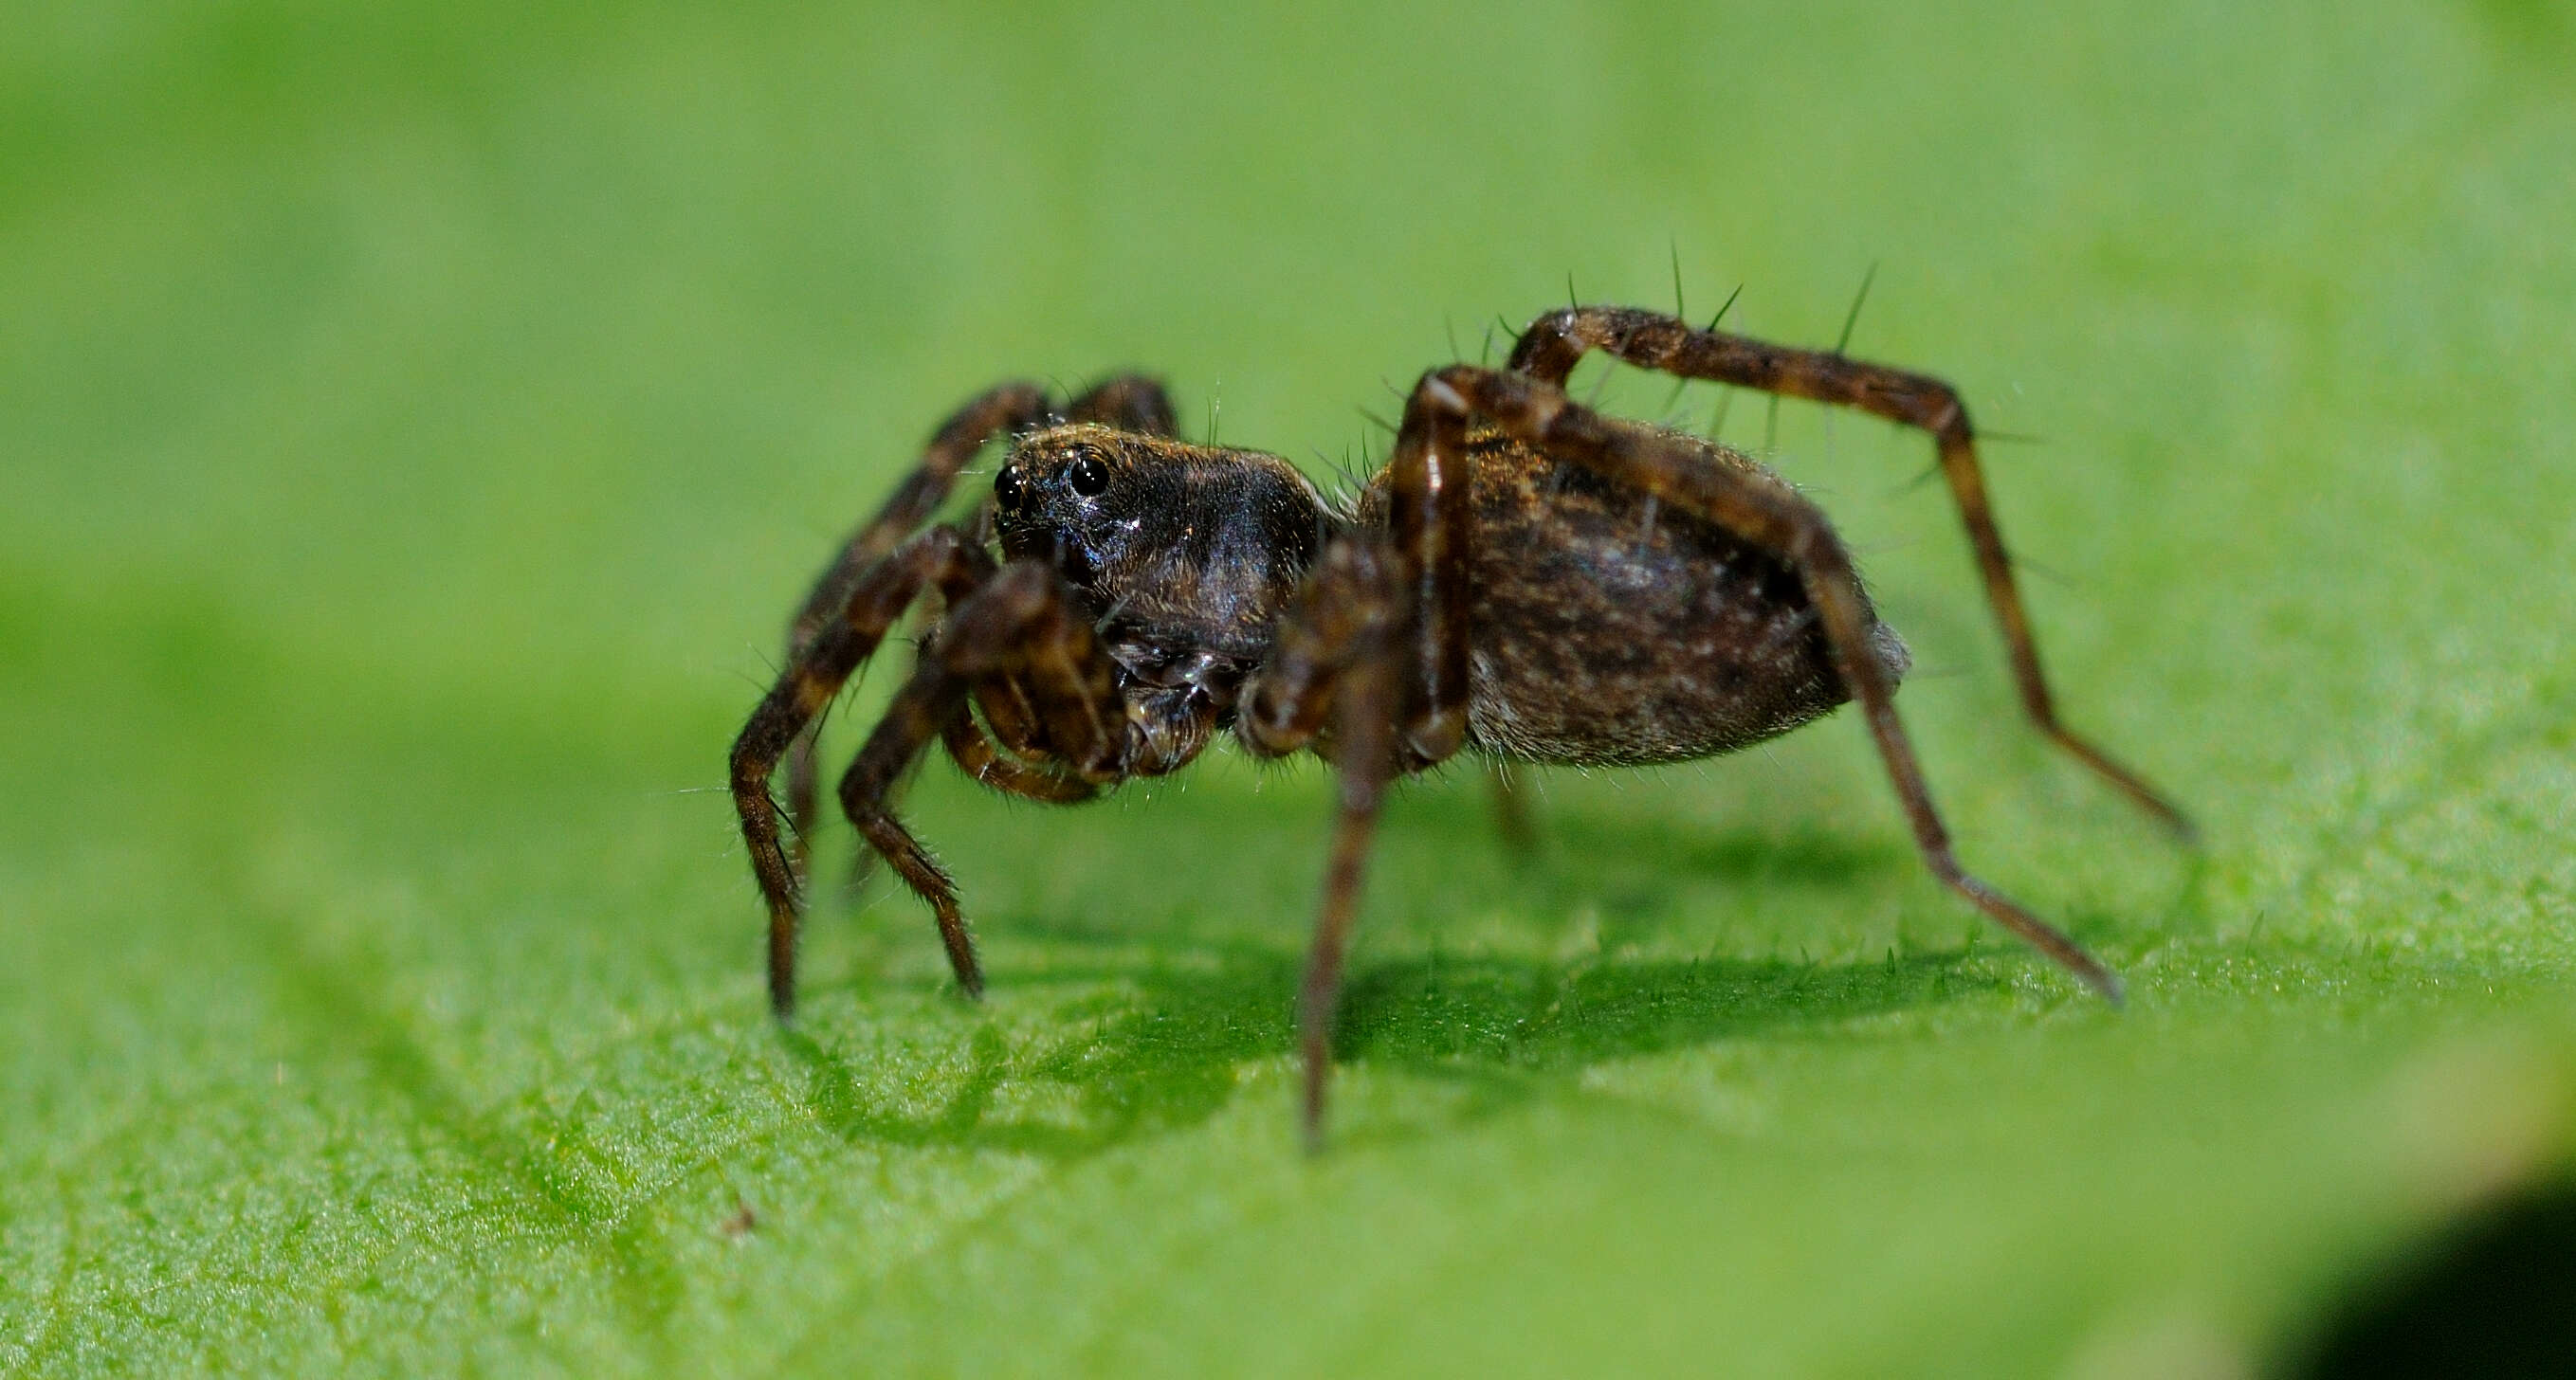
xmin=778 ymin=936 xmax=1997 ymax=1162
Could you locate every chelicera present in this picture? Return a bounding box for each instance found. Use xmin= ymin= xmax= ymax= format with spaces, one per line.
xmin=727 ymin=304 xmax=2190 ymax=1144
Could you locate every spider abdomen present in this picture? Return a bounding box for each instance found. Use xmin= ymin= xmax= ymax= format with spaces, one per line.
xmin=1433 ymin=434 xmax=1909 ymax=767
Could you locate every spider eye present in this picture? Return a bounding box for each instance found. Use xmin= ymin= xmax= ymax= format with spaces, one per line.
xmin=1066 ymin=450 xmax=1109 ymax=498
xmin=994 ymin=463 xmax=1026 ymax=512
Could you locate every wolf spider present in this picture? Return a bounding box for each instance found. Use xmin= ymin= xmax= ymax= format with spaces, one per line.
xmin=728 ymin=304 xmax=2189 ymax=1144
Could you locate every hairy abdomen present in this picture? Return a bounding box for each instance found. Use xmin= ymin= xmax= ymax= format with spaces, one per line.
xmin=1416 ymin=433 xmax=1907 ymax=767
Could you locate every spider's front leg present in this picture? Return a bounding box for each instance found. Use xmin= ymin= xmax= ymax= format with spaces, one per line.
xmin=733 ymin=525 xmax=999 ymax=1016
xmin=831 ymin=560 xmax=1130 ymax=999
xmin=939 ymin=709 xmax=1100 ymax=805
xmin=1414 ymin=364 xmax=2125 ymax=1002
xmin=780 ymin=383 xmax=1052 ymax=886
xmin=1509 ymin=305 xmax=2190 ymax=838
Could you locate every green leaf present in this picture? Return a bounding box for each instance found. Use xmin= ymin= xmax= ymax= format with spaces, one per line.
xmin=6 ymin=0 xmax=2573 ymax=1374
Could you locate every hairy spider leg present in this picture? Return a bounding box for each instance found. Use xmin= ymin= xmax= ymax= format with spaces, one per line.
xmin=1248 ymin=363 xmax=1576 ymax=1141
xmin=1386 ymin=362 xmax=1539 ymax=852
xmin=1238 ymin=540 xmax=1409 ymax=1147
xmin=1422 ymin=364 xmax=2125 ymax=1004
xmin=733 ymin=524 xmax=998 ymax=1017
xmin=831 ymin=560 xmax=1132 ymax=999
xmin=1507 ymin=306 xmax=2191 ymax=839
xmin=781 ymin=383 xmax=1054 ymax=886
xmin=939 ymin=706 xmax=1098 ymax=804
xmin=1383 ymin=359 xmax=1480 ymax=765
xmin=1247 ymin=362 xmax=2131 ymax=1140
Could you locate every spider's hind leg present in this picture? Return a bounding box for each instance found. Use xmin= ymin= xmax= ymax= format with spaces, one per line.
xmin=1507 ymin=305 xmax=2189 ymax=838
xmin=1403 ymin=363 xmax=2124 ymax=1003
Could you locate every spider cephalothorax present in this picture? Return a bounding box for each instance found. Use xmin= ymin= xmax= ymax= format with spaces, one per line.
xmin=728 ymin=305 xmax=2190 ymax=1145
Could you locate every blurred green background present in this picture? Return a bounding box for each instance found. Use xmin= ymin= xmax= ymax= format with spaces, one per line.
xmin=6 ymin=0 xmax=2574 ymax=1373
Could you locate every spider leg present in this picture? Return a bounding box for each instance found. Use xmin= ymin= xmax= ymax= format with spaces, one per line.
xmin=1385 ymin=378 xmax=1540 ymax=850
xmin=1064 ymin=373 xmax=1179 ymax=437
xmin=940 ymin=704 xmax=1099 ymax=804
xmin=1237 ymin=372 xmax=1508 ymax=1140
xmin=781 ymin=381 xmax=1055 ymax=884
xmin=1382 ymin=359 xmax=1479 ymax=765
xmin=971 ymin=671 xmax=1050 ymax=770
xmin=834 ymin=561 xmax=1131 ymax=997
xmin=833 ymin=702 xmax=1096 ymax=906
xmin=733 ymin=525 xmax=1000 ymax=1017
xmin=1507 ymin=306 xmax=2190 ymax=839
xmin=1240 ymin=539 xmax=1408 ymax=1146
xmin=1408 ymin=364 xmax=2124 ymax=1003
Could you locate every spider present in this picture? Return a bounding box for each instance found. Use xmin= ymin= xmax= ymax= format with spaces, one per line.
xmin=727 ymin=304 xmax=2190 ymax=1145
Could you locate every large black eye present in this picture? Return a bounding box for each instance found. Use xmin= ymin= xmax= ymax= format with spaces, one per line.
xmin=1066 ymin=450 xmax=1109 ymax=498
xmin=994 ymin=463 xmax=1026 ymax=512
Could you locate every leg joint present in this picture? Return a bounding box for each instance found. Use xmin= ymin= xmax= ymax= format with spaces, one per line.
xmin=1504 ymin=307 xmax=1590 ymax=383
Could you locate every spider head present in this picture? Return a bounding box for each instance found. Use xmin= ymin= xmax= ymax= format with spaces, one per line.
xmin=994 ymin=425 xmax=1337 ymax=660
xmin=990 ymin=426 xmax=1129 ymax=566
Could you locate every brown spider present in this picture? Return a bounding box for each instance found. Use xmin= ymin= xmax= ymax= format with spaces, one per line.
xmin=727 ymin=305 xmax=2190 ymax=1145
